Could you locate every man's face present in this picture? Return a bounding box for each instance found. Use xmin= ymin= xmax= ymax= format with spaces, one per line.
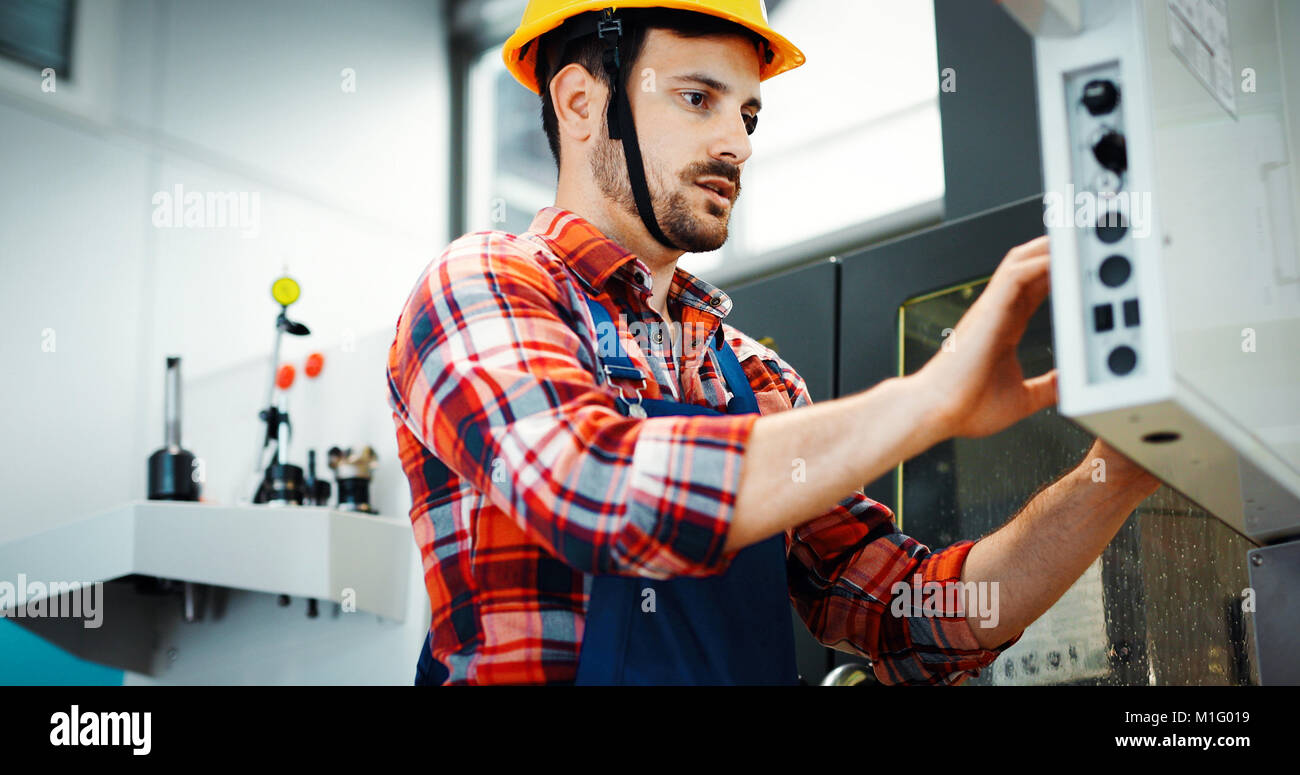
xmin=591 ymin=28 xmax=762 ymax=253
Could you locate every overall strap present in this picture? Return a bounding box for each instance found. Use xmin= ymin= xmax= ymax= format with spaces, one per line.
xmin=582 ymin=295 xmax=758 ymax=414
xmin=710 ymin=331 xmax=759 ymax=415
xmin=583 ymin=294 xmax=646 ymax=383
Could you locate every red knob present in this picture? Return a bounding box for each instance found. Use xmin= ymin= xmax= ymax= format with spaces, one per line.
xmin=305 ymin=352 xmax=324 ymax=378
xmin=276 ymin=364 xmax=296 ymax=390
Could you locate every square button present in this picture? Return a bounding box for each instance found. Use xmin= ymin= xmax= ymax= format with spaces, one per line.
xmin=1123 ymin=299 xmax=1140 ymax=327
xmin=1094 ymin=303 xmax=1115 ymax=332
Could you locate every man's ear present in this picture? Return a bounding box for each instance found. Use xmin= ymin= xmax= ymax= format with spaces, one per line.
xmin=550 ymin=63 xmax=599 ymax=148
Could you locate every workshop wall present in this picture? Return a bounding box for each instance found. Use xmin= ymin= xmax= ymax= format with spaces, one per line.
xmin=0 ymin=0 xmax=448 ymax=684
xmin=0 ymin=0 xmax=449 ymax=535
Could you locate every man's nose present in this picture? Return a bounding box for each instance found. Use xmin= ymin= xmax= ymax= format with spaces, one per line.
xmin=709 ymin=110 xmax=753 ymax=166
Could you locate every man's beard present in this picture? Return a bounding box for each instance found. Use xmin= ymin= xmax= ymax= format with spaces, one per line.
xmin=592 ymin=135 xmax=740 ymax=253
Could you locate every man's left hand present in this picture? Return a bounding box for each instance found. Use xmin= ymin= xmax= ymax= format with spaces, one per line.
xmin=1081 ymin=437 xmax=1162 ymax=497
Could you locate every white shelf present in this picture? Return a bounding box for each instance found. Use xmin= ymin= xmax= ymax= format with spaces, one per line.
xmin=0 ymin=501 xmax=411 ymax=621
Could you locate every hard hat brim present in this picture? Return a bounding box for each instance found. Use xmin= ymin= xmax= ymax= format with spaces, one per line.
xmin=503 ymin=0 xmax=806 ymax=95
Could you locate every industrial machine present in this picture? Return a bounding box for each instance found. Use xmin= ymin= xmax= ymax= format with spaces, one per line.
xmin=1004 ymin=0 xmax=1300 ymax=546
xmin=1001 ymin=0 xmax=1299 ymax=685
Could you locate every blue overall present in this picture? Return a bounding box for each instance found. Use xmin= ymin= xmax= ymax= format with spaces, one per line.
xmin=415 ymin=294 xmax=798 ymax=685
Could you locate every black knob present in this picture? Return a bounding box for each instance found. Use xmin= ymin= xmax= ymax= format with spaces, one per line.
xmin=1092 ymin=131 xmax=1127 ymax=173
xmin=1082 ymin=79 xmax=1121 ymax=115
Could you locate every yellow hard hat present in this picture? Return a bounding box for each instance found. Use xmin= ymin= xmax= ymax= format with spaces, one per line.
xmin=503 ymin=0 xmax=806 ymax=95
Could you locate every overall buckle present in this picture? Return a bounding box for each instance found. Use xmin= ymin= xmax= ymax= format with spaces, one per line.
xmin=604 ymin=365 xmax=648 ymax=418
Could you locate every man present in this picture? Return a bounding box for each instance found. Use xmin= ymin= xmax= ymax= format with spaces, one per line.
xmin=387 ymin=0 xmax=1161 ymax=685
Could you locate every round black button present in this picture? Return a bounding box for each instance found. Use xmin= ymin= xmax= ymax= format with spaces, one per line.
xmin=634 ymin=272 xmax=645 ymax=283
xmin=1097 ymin=208 xmax=1128 ymax=244
xmin=708 ymin=297 xmax=721 ymax=307
xmin=1099 ymin=255 xmax=1132 ymax=287
xmin=1108 ymin=345 xmax=1138 ymax=375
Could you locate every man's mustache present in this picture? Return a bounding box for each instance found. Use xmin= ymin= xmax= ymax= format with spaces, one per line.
xmin=682 ymin=160 xmax=742 ymax=199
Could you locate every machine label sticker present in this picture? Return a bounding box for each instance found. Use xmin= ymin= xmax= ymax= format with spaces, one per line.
xmin=1166 ymin=0 xmax=1238 ymax=117
xmin=991 ymin=557 xmax=1110 ymax=685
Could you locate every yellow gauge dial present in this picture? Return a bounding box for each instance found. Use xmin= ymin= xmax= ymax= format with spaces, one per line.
xmin=271 ymin=276 xmax=300 ymax=307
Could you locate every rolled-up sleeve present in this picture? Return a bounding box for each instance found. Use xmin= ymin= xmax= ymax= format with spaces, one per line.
xmin=788 ymin=493 xmax=1022 ymax=685
xmin=386 ymin=232 xmax=757 ymax=579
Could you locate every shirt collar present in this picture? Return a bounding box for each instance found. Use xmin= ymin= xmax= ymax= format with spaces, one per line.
xmin=526 ymin=207 xmax=734 ymax=318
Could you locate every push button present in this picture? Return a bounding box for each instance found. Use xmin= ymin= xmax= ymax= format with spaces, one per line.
xmin=1096 ymin=208 xmax=1127 ymax=244
xmin=1123 ymin=299 xmax=1140 ymax=327
xmin=1093 ymin=303 xmax=1115 ymax=332
xmin=1108 ymin=345 xmax=1138 ymax=375
xmin=1099 ymin=255 xmax=1131 ymax=287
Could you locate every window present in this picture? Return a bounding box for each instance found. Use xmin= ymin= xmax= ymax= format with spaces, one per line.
xmin=465 ymin=42 xmax=555 ymax=236
xmin=0 ymin=0 xmax=76 ymax=77
xmin=0 ymin=0 xmax=116 ymax=126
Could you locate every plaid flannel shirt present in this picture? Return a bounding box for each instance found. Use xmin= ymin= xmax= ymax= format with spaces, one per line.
xmin=387 ymin=207 xmax=1021 ymax=685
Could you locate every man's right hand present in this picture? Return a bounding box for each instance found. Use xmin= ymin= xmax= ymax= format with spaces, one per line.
xmin=914 ymin=235 xmax=1059 ymax=439
xmin=732 ymin=235 xmax=1058 ymax=551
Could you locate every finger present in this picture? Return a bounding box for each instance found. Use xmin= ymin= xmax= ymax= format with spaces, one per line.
xmin=1023 ymin=369 xmax=1059 ymax=413
xmin=978 ymin=254 xmax=1051 ymax=337
xmin=1019 ymin=253 xmax=1051 ymax=280
xmin=1005 ymin=235 xmax=1050 ymax=263
xmin=1020 ymin=255 xmax=1052 ymax=307
xmin=997 ymin=255 xmax=1050 ymax=317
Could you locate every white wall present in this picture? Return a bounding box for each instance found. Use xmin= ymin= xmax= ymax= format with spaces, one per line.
xmin=0 ymin=0 xmax=449 ymax=683
xmin=1 ymin=0 xmax=448 ymax=530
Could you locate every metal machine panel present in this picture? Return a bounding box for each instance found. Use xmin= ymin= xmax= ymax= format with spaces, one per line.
xmin=725 ymin=258 xmax=839 ymax=403
xmin=1024 ymin=0 xmax=1300 ymax=543
xmin=1246 ymin=540 xmax=1300 ymax=685
xmin=836 ymin=198 xmax=1257 ymax=684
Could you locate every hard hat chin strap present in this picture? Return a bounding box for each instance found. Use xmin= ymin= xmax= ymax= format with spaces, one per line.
xmin=595 ymin=12 xmax=682 ymax=252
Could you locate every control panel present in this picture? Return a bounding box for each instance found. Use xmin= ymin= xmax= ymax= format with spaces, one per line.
xmin=1064 ymin=63 xmax=1146 ymax=384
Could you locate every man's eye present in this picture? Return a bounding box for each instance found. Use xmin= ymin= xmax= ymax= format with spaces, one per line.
xmin=681 ymin=91 xmax=707 ymax=108
xmin=743 ymin=113 xmax=758 ymax=136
